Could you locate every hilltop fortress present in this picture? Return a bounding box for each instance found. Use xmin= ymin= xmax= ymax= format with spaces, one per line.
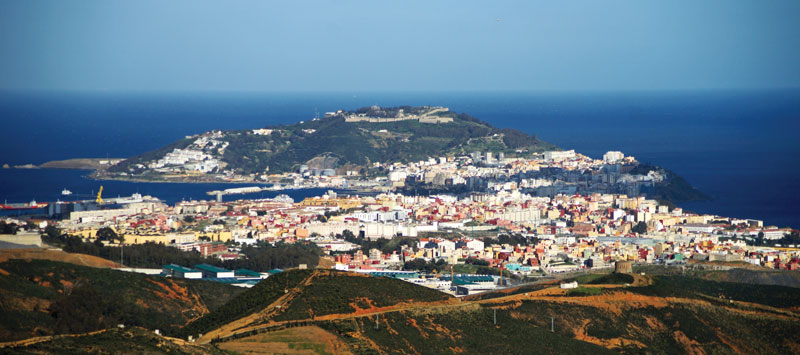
xmin=336 ymin=105 xmax=454 ymax=124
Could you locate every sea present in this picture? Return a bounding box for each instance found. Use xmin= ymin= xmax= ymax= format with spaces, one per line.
xmin=1 ymin=90 xmax=799 ymax=228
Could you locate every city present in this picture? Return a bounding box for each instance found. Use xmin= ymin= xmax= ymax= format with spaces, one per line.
xmin=5 ymin=149 xmax=797 ymax=297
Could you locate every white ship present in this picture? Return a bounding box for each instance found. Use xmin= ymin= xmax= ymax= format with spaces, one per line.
xmin=61 ymin=189 xmax=72 ymax=196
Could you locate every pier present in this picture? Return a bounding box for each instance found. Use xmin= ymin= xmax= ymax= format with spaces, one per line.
xmin=206 ymin=186 xmax=266 ymax=201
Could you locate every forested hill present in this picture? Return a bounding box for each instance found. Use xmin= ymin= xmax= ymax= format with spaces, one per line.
xmin=109 ymin=106 xmax=557 ymax=175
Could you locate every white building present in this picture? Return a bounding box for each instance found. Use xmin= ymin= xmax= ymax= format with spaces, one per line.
xmin=314 ymin=240 xmax=359 ymax=252
xmin=603 ymin=151 xmax=625 ymax=163
xmin=560 ymin=281 xmax=578 ymax=289
xmin=465 ymin=239 xmax=485 ymax=251
xmin=543 ymin=150 xmax=576 ymax=162
xmin=683 ymin=224 xmax=717 ymax=234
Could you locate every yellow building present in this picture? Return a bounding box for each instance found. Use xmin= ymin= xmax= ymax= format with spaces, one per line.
xmin=298 ymin=197 xmax=362 ymax=210
xmin=122 ymin=233 xmax=195 ymax=245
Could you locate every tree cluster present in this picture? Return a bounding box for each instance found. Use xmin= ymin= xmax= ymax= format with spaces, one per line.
xmin=42 ymin=229 xmax=321 ymax=271
xmin=483 ymin=233 xmax=539 ymax=247
xmin=751 ymin=231 xmax=800 ymax=247
xmin=402 ymin=258 xmax=448 ymax=273
xmin=0 ymin=221 xmax=19 ymax=234
xmin=631 ymin=221 xmax=648 ymax=235
xmin=338 ymin=230 xmax=416 ymax=254
xmin=96 ymin=227 xmax=124 ymax=243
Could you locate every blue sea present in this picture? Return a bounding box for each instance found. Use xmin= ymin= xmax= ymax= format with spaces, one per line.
xmin=1 ymin=90 xmax=799 ymax=227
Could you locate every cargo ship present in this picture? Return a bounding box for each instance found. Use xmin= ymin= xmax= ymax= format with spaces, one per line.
xmin=0 ymin=200 xmax=49 ymax=210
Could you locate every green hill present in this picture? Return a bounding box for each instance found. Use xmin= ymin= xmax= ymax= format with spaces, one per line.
xmin=0 ymin=259 xmax=244 ymax=342
xmin=204 ymin=270 xmax=800 ymax=354
xmin=107 ymin=106 xmax=557 ymax=176
xmin=272 ymin=270 xmax=451 ymax=322
xmin=181 ymin=269 xmax=450 ymax=340
xmin=179 ymin=269 xmax=316 ymax=339
xmin=2 ymin=327 xmax=224 ymax=355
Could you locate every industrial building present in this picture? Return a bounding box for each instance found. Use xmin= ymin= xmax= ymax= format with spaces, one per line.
xmin=162 ymin=264 xmax=203 ymax=279
xmin=194 ymin=263 xmax=235 ymax=278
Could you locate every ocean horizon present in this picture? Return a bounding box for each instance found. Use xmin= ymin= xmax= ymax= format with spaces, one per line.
xmin=1 ymin=89 xmax=799 ymax=228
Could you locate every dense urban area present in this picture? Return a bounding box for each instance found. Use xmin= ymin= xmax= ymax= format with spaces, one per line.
xmin=3 ymin=145 xmax=798 ymax=296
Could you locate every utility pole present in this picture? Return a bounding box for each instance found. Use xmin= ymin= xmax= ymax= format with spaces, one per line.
xmin=551 ymin=317 xmax=554 ymax=332
xmin=493 ymin=309 xmax=497 ymax=325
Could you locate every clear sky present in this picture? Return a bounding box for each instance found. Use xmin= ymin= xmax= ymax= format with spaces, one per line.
xmin=1 ymin=0 xmax=799 ymax=92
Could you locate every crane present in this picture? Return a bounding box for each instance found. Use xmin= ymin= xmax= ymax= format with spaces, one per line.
xmin=96 ymin=186 xmax=104 ymax=204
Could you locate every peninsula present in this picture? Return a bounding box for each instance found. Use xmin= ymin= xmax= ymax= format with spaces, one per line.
xmin=103 ymin=106 xmax=554 ymax=177
xmin=91 ymin=106 xmax=706 ymax=203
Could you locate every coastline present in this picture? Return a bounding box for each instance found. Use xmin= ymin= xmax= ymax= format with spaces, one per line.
xmin=88 ymin=173 xmax=267 ymax=185
xmin=38 ymin=158 xmax=124 ymax=170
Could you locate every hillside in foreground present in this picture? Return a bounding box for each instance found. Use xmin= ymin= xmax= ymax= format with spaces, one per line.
xmin=200 ymin=269 xmax=800 ymax=354
xmin=178 ymin=267 xmax=800 ymax=354
xmin=2 ymin=327 xmax=223 ymax=355
xmin=5 ymin=266 xmax=800 ymax=354
xmin=0 ymin=259 xmax=244 ymax=343
xmin=0 ymin=248 xmax=119 ymax=268
xmin=180 ymin=269 xmax=453 ymax=342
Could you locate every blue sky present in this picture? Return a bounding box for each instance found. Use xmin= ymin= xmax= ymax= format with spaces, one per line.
xmin=1 ymin=0 xmax=799 ymax=91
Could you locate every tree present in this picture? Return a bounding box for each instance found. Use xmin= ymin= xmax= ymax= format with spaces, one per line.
xmin=0 ymin=221 xmax=19 ymax=235
xmin=631 ymin=222 xmax=648 ymax=235
xmin=466 ymin=257 xmax=490 ymax=267
xmin=44 ymin=225 xmax=62 ymax=239
xmin=96 ymin=227 xmax=120 ymax=242
xmin=183 ymin=215 xmax=196 ymax=223
xmin=403 ymin=258 xmax=444 ymax=273
xmin=341 ymin=229 xmax=356 ymax=240
xmin=24 ymin=221 xmax=37 ymax=231
xmin=781 ymin=231 xmax=800 ymax=245
xmin=756 ymin=231 xmax=765 ymax=246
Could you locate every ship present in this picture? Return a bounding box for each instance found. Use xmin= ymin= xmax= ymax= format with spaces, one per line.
xmin=61 ymin=188 xmax=72 ymax=196
xmin=113 ymin=193 xmax=143 ymax=204
xmin=0 ymin=200 xmax=49 ymax=210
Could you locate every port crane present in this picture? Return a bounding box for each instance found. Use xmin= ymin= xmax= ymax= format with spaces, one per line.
xmin=96 ymin=186 xmax=104 ymax=204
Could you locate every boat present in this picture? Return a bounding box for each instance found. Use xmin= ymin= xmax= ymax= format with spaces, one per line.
xmin=61 ymin=189 xmax=72 ymax=195
xmin=0 ymin=200 xmax=49 ymax=210
xmin=114 ymin=193 xmax=143 ymax=204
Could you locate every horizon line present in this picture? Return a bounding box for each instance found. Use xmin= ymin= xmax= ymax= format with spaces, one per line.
xmin=2 ymin=86 xmax=800 ymax=95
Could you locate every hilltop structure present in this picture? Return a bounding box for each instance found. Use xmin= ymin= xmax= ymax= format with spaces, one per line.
xmin=341 ymin=105 xmax=454 ymax=124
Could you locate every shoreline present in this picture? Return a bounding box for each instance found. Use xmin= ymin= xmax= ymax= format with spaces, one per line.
xmin=39 ymin=158 xmax=125 ymax=170
xmin=88 ymin=174 xmax=270 ymax=185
